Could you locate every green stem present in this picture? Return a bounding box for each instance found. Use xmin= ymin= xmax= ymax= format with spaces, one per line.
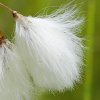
xmin=84 ymin=0 xmax=95 ymax=100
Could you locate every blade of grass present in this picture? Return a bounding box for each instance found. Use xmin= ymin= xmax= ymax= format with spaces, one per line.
xmin=84 ymin=0 xmax=95 ymax=100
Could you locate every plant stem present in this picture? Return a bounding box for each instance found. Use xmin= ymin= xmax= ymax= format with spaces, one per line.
xmin=0 ymin=2 xmax=22 ymax=20
xmin=84 ymin=0 xmax=95 ymax=100
xmin=0 ymin=2 xmax=13 ymax=12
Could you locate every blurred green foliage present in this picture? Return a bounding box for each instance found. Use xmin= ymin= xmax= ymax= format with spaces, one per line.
xmin=0 ymin=0 xmax=99 ymax=100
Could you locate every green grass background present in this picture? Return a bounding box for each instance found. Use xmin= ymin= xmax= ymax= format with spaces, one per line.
xmin=0 ymin=0 xmax=99 ymax=100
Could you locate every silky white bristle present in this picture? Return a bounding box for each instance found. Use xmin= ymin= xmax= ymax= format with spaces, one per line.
xmin=15 ymin=6 xmax=84 ymax=91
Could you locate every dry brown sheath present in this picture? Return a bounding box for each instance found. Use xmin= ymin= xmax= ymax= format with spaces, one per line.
xmin=0 ymin=31 xmax=5 ymax=45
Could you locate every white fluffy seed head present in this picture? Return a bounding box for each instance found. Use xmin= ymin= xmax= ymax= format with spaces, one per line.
xmin=0 ymin=39 xmax=34 ymax=100
xmin=15 ymin=5 xmax=84 ymax=91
